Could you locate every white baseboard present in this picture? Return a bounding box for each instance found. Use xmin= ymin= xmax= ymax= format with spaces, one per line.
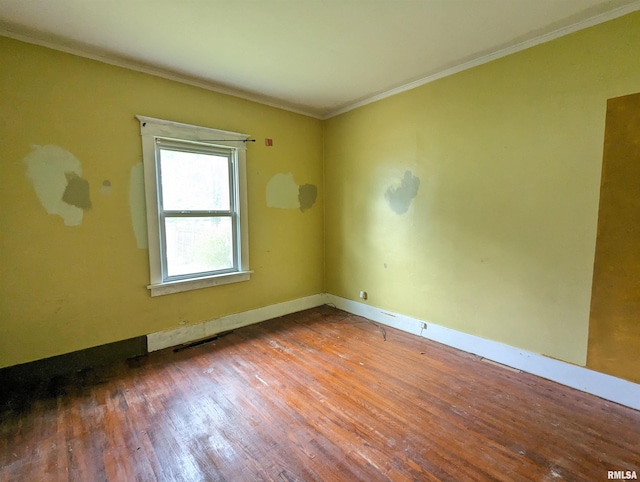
xmin=146 ymin=292 xmax=639 ymax=411
xmin=147 ymin=293 xmax=327 ymax=352
xmin=326 ymin=294 xmax=640 ymax=411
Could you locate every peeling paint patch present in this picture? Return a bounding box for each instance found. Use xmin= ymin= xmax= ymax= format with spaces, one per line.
xmin=23 ymin=145 xmax=86 ymax=226
xmin=129 ymin=162 xmax=148 ymax=249
xmin=298 ymin=184 xmax=317 ymax=212
xmin=385 ymin=170 xmax=420 ymax=214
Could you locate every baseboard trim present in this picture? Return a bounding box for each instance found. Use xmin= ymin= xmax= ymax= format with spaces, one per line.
xmin=326 ymin=294 xmax=640 ymax=411
xmin=146 ymin=292 xmax=639 ymax=410
xmin=147 ymin=293 xmax=328 ymax=352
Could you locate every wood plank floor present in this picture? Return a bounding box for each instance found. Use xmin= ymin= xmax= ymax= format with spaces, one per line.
xmin=1 ymin=306 xmax=639 ymax=481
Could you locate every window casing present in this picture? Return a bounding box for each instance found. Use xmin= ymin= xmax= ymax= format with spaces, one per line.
xmin=137 ymin=116 xmax=251 ymax=296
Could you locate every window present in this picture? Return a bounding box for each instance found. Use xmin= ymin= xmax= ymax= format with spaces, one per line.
xmin=137 ymin=116 xmax=251 ymax=296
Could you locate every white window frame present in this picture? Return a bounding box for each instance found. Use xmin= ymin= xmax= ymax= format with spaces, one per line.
xmin=137 ymin=115 xmax=251 ymax=296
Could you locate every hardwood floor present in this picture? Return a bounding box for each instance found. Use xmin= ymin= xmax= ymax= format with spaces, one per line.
xmin=1 ymin=306 xmax=639 ymax=481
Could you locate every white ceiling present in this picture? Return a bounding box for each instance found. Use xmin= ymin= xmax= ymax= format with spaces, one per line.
xmin=1 ymin=0 xmax=638 ymax=119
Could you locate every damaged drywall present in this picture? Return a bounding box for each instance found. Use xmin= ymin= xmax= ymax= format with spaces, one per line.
xmin=266 ymin=172 xmax=317 ymax=212
xmin=385 ymin=170 xmax=420 ymax=214
xmin=23 ymin=145 xmax=91 ymax=226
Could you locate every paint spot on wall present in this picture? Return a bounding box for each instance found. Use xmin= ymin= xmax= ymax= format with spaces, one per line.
xmin=385 ymin=170 xmax=420 ymax=214
xmin=266 ymin=173 xmax=317 ymax=212
xmin=129 ymin=162 xmax=148 ymax=249
xmin=23 ymin=145 xmax=89 ymax=226
xmin=101 ymin=180 xmax=112 ymax=195
xmin=62 ymin=172 xmax=92 ymax=209
xmin=298 ymin=184 xmax=317 ymax=212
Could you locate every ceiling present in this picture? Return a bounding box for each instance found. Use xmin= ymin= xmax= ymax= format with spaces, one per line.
xmin=1 ymin=0 xmax=638 ymax=119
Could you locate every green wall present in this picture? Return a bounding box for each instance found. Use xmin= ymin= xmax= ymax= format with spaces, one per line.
xmin=0 ymin=37 xmax=324 ymax=368
xmin=324 ymin=12 xmax=640 ymax=367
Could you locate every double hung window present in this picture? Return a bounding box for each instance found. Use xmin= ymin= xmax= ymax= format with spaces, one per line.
xmin=137 ymin=116 xmax=251 ymax=296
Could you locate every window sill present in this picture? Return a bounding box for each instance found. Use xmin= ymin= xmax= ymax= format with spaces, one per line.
xmin=147 ymin=271 xmax=253 ymax=297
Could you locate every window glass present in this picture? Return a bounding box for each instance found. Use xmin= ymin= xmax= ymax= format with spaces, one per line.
xmin=159 ymin=149 xmax=230 ymax=211
xmin=164 ymin=217 xmax=233 ymax=277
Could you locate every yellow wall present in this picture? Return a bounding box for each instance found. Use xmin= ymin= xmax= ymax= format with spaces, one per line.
xmin=324 ymin=12 xmax=640 ymax=367
xmin=2 ymin=12 xmax=640 ymax=380
xmin=0 ymin=37 xmax=324 ymax=368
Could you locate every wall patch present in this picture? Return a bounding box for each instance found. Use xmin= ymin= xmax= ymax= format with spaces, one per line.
xmin=266 ymin=172 xmax=317 ymax=212
xmin=266 ymin=173 xmax=299 ymax=209
xmin=385 ymin=170 xmax=420 ymax=214
xmin=298 ymin=184 xmax=318 ymax=212
xmin=101 ymin=179 xmax=112 ymax=195
xmin=129 ymin=162 xmax=148 ymax=249
xmin=62 ymin=172 xmax=92 ymax=209
xmin=23 ymin=145 xmax=89 ymax=226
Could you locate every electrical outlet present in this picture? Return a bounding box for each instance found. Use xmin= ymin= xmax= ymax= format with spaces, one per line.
xmin=359 ymin=290 xmax=368 ymax=300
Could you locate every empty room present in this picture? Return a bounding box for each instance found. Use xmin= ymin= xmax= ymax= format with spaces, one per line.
xmin=1 ymin=1 xmax=639 ymax=480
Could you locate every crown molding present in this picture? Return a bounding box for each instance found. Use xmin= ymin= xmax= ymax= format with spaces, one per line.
xmin=2 ymin=0 xmax=639 ymax=122
xmin=0 ymin=27 xmax=323 ymax=120
xmin=322 ymin=1 xmax=640 ymax=119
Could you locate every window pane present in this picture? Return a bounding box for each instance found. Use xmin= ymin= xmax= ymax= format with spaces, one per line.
xmin=159 ymin=149 xmax=230 ymax=211
xmin=165 ymin=217 xmax=233 ymax=277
